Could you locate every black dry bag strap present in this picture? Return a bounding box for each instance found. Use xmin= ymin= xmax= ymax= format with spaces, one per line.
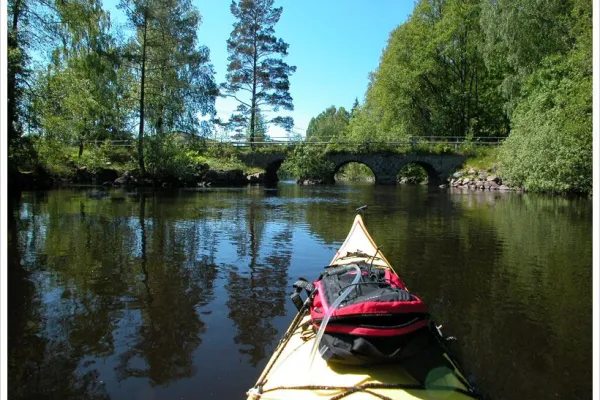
xmin=290 ymin=278 xmax=315 ymax=311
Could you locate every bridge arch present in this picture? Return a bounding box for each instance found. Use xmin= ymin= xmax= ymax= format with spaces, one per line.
xmin=239 ymin=151 xmax=466 ymax=186
xmin=397 ymin=161 xmax=439 ymax=185
xmin=332 ymin=160 xmax=377 ymax=183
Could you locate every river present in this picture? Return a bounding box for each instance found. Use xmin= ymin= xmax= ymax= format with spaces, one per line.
xmin=7 ymin=183 xmax=592 ymax=399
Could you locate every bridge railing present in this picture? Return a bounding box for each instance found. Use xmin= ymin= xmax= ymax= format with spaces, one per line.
xmin=228 ymin=136 xmax=506 ymax=148
xmin=80 ymin=139 xmax=136 ymax=147
xmin=81 ymin=136 xmax=506 ymax=149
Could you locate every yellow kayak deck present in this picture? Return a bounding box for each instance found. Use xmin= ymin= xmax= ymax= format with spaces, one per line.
xmin=247 ymin=214 xmax=477 ymax=400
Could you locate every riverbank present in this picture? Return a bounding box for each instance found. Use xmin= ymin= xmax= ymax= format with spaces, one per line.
xmin=6 ymin=145 xmax=574 ymax=195
xmin=440 ymin=148 xmax=523 ymax=192
xmin=9 ymin=163 xmax=269 ymax=192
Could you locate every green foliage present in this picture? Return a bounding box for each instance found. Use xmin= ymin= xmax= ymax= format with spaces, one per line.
xmin=335 ymin=163 xmax=374 ymax=182
xmin=280 ymin=144 xmax=334 ymax=181
xmin=8 ymin=136 xmax=39 ymax=173
xmin=7 ymin=0 xmax=30 ymax=146
xmin=497 ymin=0 xmax=592 ymax=194
xmin=145 ymin=135 xmax=209 ymax=181
xmin=355 ymin=0 xmax=507 ymax=141
xmin=119 ymin=0 xmax=216 ymax=173
xmin=462 ymin=147 xmax=500 ymax=172
xmin=306 ymin=106 xmax=350 ymax=143
xmin=397 ymin=164 xmax=428 ymax=184
xmin=234 ymin=111 xmax=270 ymax=144
xmin=77 ymin=140 xmax=136 ymax=173
xmin=33 ymin=136 xmax=76 ymax=178
xmin=480 ymin=0 xmax=573 ymax=112
xmin=29 ymin=0 xmax=132 ymax=151
xmin=498 ymin=59 xmax=592 ymax=194
xmin=8 ymin=0 xmax=592 ymax=194
xmin=120 ymin=0 xmax=216 ymax=136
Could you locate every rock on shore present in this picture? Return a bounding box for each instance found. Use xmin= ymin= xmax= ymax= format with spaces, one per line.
xmin=442 ymin=169 xmax=522 ymax=192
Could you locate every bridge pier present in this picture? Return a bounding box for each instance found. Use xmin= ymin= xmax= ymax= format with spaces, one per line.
xmin=375 ymin=174 xmax=398 ymax=185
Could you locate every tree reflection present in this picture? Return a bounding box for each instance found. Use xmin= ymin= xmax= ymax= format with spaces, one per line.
xmin=8 ymin=192 xmax=109 ymax=400
xmin=116 ymin=194 xmax=218 ymax=385
xmin=225 ymin=201 xmax=291 ymax=366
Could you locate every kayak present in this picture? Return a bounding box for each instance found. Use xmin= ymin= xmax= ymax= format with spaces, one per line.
xmin=247 ymin=212 xmax=478 ymax=400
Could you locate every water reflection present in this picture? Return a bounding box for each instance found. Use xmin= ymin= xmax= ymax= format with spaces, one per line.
xmin=115 ymin=194 xmax=218 ymax=385
xmin=225 ymin=200 xmax=291 ymax=365
xmin=8 ymin=191 xmax=110 ymax=399
xmin=7 ymin=185 xmax=592 ymax=400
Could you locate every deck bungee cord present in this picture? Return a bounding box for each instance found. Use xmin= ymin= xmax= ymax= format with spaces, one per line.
xmin=250 ymin=382 xmax=480 ymax=400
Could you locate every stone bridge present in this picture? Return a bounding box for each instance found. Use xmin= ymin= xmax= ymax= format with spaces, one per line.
xmin=238 ymin=152 xmax=467 ymax=185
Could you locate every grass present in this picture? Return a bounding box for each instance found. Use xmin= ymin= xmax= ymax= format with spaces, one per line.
xmin=203 ymin=156 xmax=264 ymax=174
xmin=459 ymin=147 xmax=500 ymax=173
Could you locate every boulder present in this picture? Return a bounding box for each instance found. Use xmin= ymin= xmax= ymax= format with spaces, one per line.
xmin=468 ymin=168 xmax=476 ymax=175
xmin=462 ymin=177 xmax=471 ymax=185
xmin=486 ymin=175 xmax=498 ymax=182
xmin=498 ymin=185 xmax=511 ymax=191
xmin=114 ymin=171 xmax=138 ymax=186
xmin=452 ymin=171 xmax=464 ymax=178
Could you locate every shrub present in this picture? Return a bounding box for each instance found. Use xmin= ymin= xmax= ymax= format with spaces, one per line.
xmin=280 ymin=144 xmax=334 ymax=180
xmin=33 ymin=136 xmax=75 ymax=178
xmin=498 ymin=55 xmax=592 ymax=194
xmin=145 ymin=135 xmax=208 ymax=182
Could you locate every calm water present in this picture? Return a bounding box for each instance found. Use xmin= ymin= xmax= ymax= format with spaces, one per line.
xmin=8 ymin=184 xmax=592 ymax=400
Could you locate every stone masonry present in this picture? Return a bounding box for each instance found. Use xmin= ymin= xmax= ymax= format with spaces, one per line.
xmin=239 ymin=151 xmax=467 ymax=185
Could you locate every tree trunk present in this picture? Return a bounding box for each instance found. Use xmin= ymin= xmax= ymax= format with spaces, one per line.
xmin=7 ymin=0 xmax=23 ymax=145
xmin=250 ymin=28 xmax=258 ymax=151
xmin=138 ymin=9 xmax=149 ymax=176
xmin=78 ymin=138 xmax=84 ymax=158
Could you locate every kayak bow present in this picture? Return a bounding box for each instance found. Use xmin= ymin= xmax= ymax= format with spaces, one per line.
xmin=247 ymin=213 xmax=478 ymax=400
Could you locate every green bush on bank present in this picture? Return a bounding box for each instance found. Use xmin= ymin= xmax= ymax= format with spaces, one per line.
xmin=145 ymin=135 xmax=208 ymax=182
xmin=34 ymin=137 xmax=78 ymax=178
xmin=280 ymin=144 xmax=334 ymax=181
xmin=498 ymin=55 xmax=592 ymax=195
xmin=24 ymin=134 xmax=266 ymax=184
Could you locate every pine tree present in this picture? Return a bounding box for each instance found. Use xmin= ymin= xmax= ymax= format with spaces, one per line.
xmin=245 ymin=110 xmax=269 ymax=144
xmin=220 ymin=0 xmax=296 ymax=149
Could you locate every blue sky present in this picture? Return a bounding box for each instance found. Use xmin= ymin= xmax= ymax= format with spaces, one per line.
xmin=105 ymin=0 xmax=414 ymax=139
